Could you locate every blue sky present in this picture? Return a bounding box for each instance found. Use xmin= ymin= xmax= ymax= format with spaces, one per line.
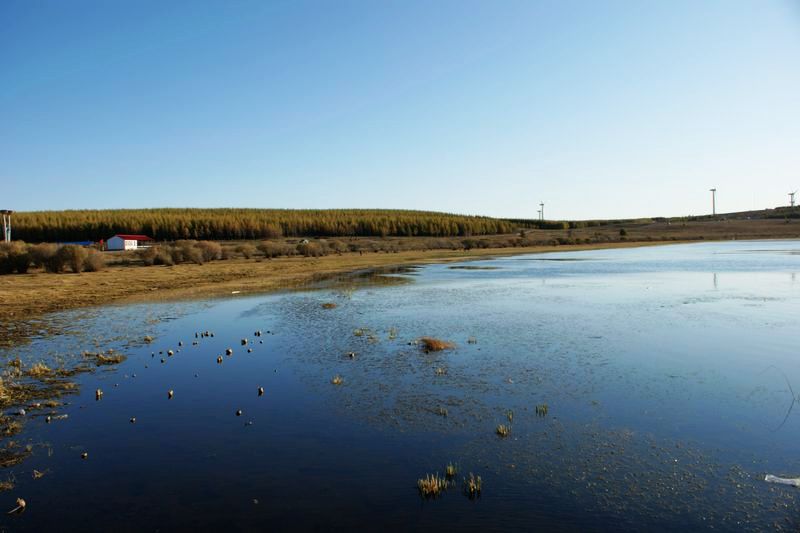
xmin=2 ymin=0 xmax=799 ymax=219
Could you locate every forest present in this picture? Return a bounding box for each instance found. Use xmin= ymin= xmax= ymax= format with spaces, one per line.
xmin=10 ymin=208 xmax=517 ymax=242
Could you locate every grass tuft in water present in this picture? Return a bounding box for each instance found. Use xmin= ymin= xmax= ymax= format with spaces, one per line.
xmin=419 ymin=337 xmax=455 ymax=352
xmin=535 ymin=404 xmax=549 ymax=417
xmin=496 ymin=424 xmax=510 ymax=437
xmin=417 ymin=473 xmax=448 ymax=498
xmin=445 ymin=463 xmax=458 ymax=478
xmin=331 ymin=375 xmax=344 ymax=385
xmin=26 ymin=362 xmax=53 ymax=378
xmin=464 ymin=473 xmax=482 ymax=498
xmin=321 ymin=302 xmax=337 ymax=309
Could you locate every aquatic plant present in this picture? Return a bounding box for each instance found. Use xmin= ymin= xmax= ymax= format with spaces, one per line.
xmin=445 ymin=463 xmax=458 ymax=479
xmin=417 ymin=473 xmax=448 ymax=498
xmin=464 ymin=473 xmax=482 ymax=498
xmin=26 ymin=362 xmax=53 ymax=378
xmin=506 ymin=410 xmax=514 ymax=423
xmin=535 ymin=404 xmax=549 ymax=417
xmin=496 ymin=424 xmax=510 ymax=437
xmin=331 ymin=375 xmax=344 ymax=385
xmin=419 ymin=337 xmax=455 ymax=352
xmin=143 ymin=336 xmax=153 ymax=343
xmin=434 ymin=367 xmax=447 ymax=376
xmin=90 ymin=352 xmax=126 ymax=366
xmin=321 ymin=302 xmax=337 ymax=309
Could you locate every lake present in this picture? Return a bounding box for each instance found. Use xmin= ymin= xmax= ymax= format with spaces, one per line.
xmin=2 ymin=240 xmax=799 ymax=531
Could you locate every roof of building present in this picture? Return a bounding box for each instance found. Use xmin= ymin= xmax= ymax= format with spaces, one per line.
xmin=111 ymin=234 xmax=153 ymax=241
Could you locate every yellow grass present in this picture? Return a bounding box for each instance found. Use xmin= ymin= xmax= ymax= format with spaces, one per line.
xmin=417 ymin=473 xmax=448 ymax=497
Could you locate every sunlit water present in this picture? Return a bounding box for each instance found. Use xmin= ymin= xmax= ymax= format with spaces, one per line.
xmin=2 ymin=240 xmax=800 ymax=531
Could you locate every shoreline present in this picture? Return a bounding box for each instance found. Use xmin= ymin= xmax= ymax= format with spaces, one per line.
xmin=1 ymin=240 xmax=679 ymax=343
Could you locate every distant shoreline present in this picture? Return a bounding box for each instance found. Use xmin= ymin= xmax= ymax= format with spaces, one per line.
xmin=0 ymin=240 xmax=674 ymax=345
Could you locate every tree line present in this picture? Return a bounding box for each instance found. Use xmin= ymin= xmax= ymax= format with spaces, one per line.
xmin=12 ymin=209 xmax=517 ymax=242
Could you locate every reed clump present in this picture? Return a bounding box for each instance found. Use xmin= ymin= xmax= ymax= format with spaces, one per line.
xmin=419 ymin=337 xmax=455 ymax=352
xmin=25 ymin=362 xmax=54 ymax=378
xmin=496 ymin=424 xmax=510 ymax=437
xmin=321 ymin=302 xmax=337 ymax=309
xmin=331 ymin=375 xmax=344 ymax=385
xmin=417 ymin=473 xmax=449 ymax=498
xmin=464 ymin=473 xmax=482 ymax=498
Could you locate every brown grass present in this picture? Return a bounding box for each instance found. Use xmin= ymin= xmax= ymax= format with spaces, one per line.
xmin=321 ymin=302 xmax=337 ymax=309
xmin=331 ymin=375 xmax=344 ymax=385
xmin=26 ymin=362 xmax=54 ymax=378
xmin=496 ymin=424 xmax=510 ymax=437
xmin=417 ymin=473 xmax=449 ymax=497
xmin=420 ymin=338 xmax=455 ymax=352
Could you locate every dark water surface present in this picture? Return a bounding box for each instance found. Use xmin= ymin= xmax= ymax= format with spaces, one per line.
xmin=2 ymin=241 xmax=800 ymax=531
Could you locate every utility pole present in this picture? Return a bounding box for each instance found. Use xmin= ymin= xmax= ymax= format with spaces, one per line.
xmin=709 ymin=188 xmax=716 ymax=217
xmin=789 ymin=191 xmax=797 ymax=207
xmin=1 ymin=210 xmax=12 ymax=242
xmin=539 ymin=202 xmax=545 ymax=221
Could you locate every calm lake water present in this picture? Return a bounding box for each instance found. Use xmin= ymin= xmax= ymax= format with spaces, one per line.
xmin=2 ymin=240 xmax=800 ymax=531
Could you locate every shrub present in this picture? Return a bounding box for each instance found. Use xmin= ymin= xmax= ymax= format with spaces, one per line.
xmin=29 ymin=243 xmax=60 ymax=272
xmin=58 ymin=245 xmax=88 ymax=273
xmin=235 ymin=243 xmax=256 ymax=259
xmin=83 ymin=250 xmax=106 ymax=272
xmin=296 ymin=242 xmax=325 ymax=257
xmin=196 ymin=241 xmax=222 ymax=262
xmin=139 ymin=246 xmax=174 ymax=266
xmin=0 ymin=241 xmax=31 ymax=274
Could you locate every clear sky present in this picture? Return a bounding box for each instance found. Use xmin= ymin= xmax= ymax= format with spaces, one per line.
xmin=2 ymin=0 xmax=799 ymax=220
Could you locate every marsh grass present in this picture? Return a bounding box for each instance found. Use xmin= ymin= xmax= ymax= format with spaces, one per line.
xmin=496 ymin=424 xmax=511 ymax=437
xmin=0 ymin=477 xmax=14 ymax=492
xmin=445 ymin=463 xmax=458 ymax=479
xmin=535 ymin=404 xmax=549 ymax=417
xmin=417 ymin=473 xmax=449 ymax=498
xmin=434 ymin=367 xmax=448 ymax=376
xmin=331 ymin=375 xmax=344 ymax=385
xmin=464 ymin=473 xmax=482 ymax=498
xmin=420 ymin=337 xmax=455 ymax=352
xmin=321 ymin=302 xmax=337 ymax=309
xmin=26 ymin=362 xmax=53 ymax=378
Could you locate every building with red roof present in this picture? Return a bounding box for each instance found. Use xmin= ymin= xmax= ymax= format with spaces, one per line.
xmin=107 ymin=234 xmax=153 ymax=251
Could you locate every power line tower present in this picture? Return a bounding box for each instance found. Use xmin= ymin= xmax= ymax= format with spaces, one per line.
xmin=1 ymin=210 xmax=12 ymax=242
xmin=789 ymin=190 xmax=797 ymax=207
xmin=709 ymin=188 xmax=716 ymax=216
